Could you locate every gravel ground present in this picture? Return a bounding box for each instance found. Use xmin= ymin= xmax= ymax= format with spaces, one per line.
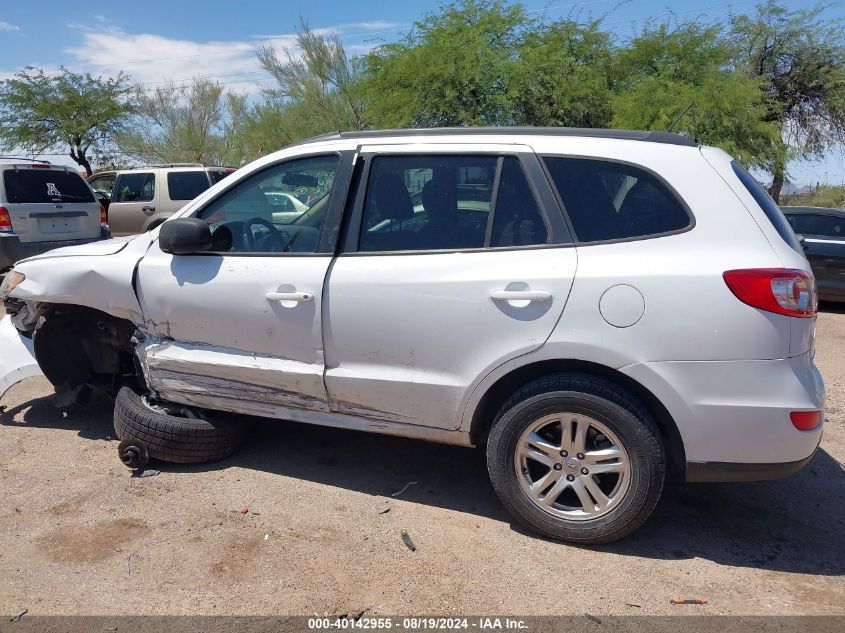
xmin=0 ymin=304 xmax=843 ymax=617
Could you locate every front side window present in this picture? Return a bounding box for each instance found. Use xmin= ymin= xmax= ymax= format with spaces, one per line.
xmin=167 ymin=171 xmax=212 ymax=201
xmin=786 ymin=213 xmax=844 ymax=239
xmin=196 ymin=154 xmax=338 ymax=254
xmin=114 ymin=173 xmax=155 ymax=203
xmin=89 ymin=175 xmax=116 ymax=194
xmin=543 ymin=157 xmax=691 ymax=242
xmin=358 ymin=155 xmax=548 ymax=252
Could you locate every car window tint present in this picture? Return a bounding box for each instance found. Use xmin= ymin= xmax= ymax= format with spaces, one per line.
xmin=786 ymin=213 xmax=844 ymax=238
xmin=359 ymin=155 xmax=496 ymax=252
xmin=196 ymin=155 xmax=338 ymax=254
xmin=167 ymin=171 xmax=211 ymax=201
xmin=208 ymin=170 xmax=233 ymax=184
xmin=114 ymin=173 xmax=155 ymax=203
xmin=542 ymin=157 xmax=690 ymax=242
xmin=3 ymin=169 xmax=95 ymax=204
xmin=731 ymin=162 xmax=802 ymax=253
xmin=490 ymin=157 xmax=548 ymax=247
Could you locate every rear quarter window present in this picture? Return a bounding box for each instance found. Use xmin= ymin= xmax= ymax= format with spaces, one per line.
xmin=168 ymin=171 xmax=213 ymax=201
xmin=731 ymin=162 xmax=802 ymax=253
xmin=542 ymin=156 xmax=691 ymax=242
xmin=3 ymin=169 xmax=95 ymax=204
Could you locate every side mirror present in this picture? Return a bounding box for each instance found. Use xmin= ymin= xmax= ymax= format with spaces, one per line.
xmin=159 ymin=218 xmax=212 ymax=255
xmin=795 ymin=233 xmax=806 ymax=247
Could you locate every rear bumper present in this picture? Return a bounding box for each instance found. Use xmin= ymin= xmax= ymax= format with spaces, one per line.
xmin=0 ymin=315 xmax=41 ymax=402
xmin=621 ymin=351 xmax=825 ymax=480
xmin=0 ymin=228 xmax=111 ymax=270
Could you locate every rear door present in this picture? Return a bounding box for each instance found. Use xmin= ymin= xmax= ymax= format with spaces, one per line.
xmin=324 ymin=144 xmax=576 ymax=430
xmin=109 ymin=170 xmax=158 ymax=236
xmin=1 ymin=166 xmax=100 ymax=242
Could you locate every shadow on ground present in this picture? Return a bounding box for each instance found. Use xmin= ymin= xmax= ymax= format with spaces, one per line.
xmin=3 ymin=393 xmax=843 ymax=577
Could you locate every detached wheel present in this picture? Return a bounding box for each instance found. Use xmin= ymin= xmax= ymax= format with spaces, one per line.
xmin=486 ymin=374 xmax=665 ymax=544
xmin=113 ymin=385 xmax=249 ymax=464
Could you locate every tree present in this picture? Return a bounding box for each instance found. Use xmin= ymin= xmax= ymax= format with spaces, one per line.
xmin=731 ymin=1 xmax=845 ymax=202
xmin=0 ymin=66 xmax=134 ymax=175
xmin=119 ymin=78 xmax=243 ymax=165
xmin=512 ymin=18 xmax=615 ymax=128
xmin=257 ymin=20 xmax=367 ymax=138
xmin=361 ymin=0 xmax=529 ymax=127
xmin=612 ymin=22 xmax=778 ymax=167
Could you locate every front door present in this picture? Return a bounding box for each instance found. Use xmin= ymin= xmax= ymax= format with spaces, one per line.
xmin=135 ymin=152 xmax=353 ymax=417
xmin=324 ymin=145 xmax=577 ymax=429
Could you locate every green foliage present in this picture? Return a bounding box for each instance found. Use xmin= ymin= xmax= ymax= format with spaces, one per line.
xmin=362 ymin=0 xmax=529 ymax=127
xmin=782 ymin=185 xmax=845 ymax=209
xmin=118 ymin=78 xmax=244 ymax=166
xmin=731 ymin=0 xmax=845 ymax=200
xmin=0 ymin=66 xmax=134 ymax=175
xmin=611 ymin=23 xmax=779 ymax=167
xmin=257 ymin=19 xmax=366 ymax=140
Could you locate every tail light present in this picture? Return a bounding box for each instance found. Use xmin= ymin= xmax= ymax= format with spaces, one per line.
xmin=723 ymin=268 xmax=816 ymax=318
xmin=0 ymin=207 xmax=11 ymax=232
xmin=100 ymin=205 xmax=108 ymax=226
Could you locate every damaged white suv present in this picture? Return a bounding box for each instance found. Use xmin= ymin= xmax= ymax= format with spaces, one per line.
xmin=0 ymin=128 xmax=824 ymax=544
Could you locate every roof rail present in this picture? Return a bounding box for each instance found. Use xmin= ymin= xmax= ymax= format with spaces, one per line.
xmin=129 ymin=162 xmax=205 ymax=169
xmin=0 ymin=156 xmax=52 ymax=164
xmin=284 ymin=127 xmax=698 ymax=148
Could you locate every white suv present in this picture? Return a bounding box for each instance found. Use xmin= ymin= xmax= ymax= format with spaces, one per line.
xmin=0 ymin=128 xmax=824 ymax=543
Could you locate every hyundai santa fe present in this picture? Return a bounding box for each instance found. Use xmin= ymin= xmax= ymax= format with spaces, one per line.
xmin=0 ymin=128 xmax=824 ymax=544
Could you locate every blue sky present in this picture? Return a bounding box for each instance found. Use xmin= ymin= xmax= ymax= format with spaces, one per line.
xmin=1 ymin=0 xmax=843 ymax=185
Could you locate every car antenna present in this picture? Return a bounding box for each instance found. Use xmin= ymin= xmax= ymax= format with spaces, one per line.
xmin=667 ymin=103 xmax=694 ymax=133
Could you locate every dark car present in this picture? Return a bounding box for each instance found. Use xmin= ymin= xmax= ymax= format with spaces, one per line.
xmin=782 ymin=206 xmax=845 ymax=303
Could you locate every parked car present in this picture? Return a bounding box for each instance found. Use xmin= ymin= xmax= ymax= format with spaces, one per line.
xmin=0 ymin=128 xmax=824 ymax=544
xmin=0 ymin=159 xmax=109 ymax=271
xmin=87 ymin=170 xmax=117 ymax=212
xmin=782 ymin=206 xmax=845 ymax=303
xmin=108 ymin=164 xmax=234 ymax=236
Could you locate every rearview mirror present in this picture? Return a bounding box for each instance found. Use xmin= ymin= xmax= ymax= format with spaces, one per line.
xmin=159 ymin=218 xmax=212 ymax=255
xmin=282 ymin=172 xmax=318 ymax=188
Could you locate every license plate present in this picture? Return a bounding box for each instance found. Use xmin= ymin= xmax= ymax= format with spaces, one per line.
xmin=37 ymin=217 xmax=82 ymax=233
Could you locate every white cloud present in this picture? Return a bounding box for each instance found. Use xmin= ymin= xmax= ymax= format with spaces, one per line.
xmin=62 ymin=22 xmax=390 ymax=95
xmin=0 ymin=21 xmax=20 ymax=32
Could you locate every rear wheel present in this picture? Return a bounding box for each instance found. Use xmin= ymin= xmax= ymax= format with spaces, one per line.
xmin=486 ymin=374 xmax=665 ymax=544
xmin=113 ymin=385 xmax=250 ymax=465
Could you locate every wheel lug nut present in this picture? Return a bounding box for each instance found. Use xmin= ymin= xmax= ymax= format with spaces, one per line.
xmin=566 ymin=474 xmax=575 ymax=482
xmin=581 ymin=467 xmax=589 ymax=475
xmin=577 ymin=453 xmax=585 ymax=459
xmin=553 ymin=463 xmax=563 ymax=471
xmin=560 ymin=450 xmax=568 ymax=457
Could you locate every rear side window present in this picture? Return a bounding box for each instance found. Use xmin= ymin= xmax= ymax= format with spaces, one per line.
xmin=3 ymin=169 xmax=94 ymax=204
xmin=114 ymin=173 xmax=155 ymax=203
xmin=542 ymin=157 xmax=690 ymax=242
xmin=731 ymin=162 xmax=802 ymax=253
xmin=208 ymin=170 xmax=233 ymax=184
xmin=168 ymin=171 xmax=211 ymax=201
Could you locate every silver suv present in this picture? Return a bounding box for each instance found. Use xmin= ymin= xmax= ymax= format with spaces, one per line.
xmin=108 ymin=163 xmax=234 ymax=235
xmin=0 ymin=159 xmax=109 ymax=270
xmin=0 ymin=128 xmax=824 ymax=543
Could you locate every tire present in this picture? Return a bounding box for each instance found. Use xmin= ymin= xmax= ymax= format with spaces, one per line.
xmin=113 ymin=385 xmax=250 ymax=464
xmin=486 ymin=373 xmax=665 ymax=544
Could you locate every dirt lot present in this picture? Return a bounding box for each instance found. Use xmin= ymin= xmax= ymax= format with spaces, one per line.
xmin=0 ymin=305 xmax=843 ymax=618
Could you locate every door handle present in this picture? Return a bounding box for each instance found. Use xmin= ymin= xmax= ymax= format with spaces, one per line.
xmin=142 ymin=206 xmax=155 ymax=214
xmin=491 ymin=290 xmax=552 ymax=302
xmin=266 ymin=291 xmax=314 ymax=303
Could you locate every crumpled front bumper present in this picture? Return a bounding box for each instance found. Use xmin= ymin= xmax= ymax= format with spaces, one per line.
xmin=0 ymin=315 xmax=42 ymax=402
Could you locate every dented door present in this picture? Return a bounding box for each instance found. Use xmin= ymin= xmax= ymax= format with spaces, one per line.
xmin=133 ymin=152 xmax=354 ymax=418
